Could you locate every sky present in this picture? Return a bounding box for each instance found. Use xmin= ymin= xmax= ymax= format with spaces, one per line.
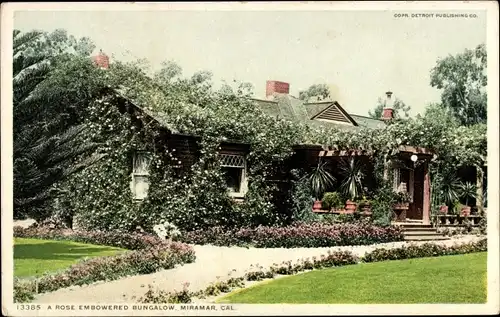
xmin=13 ymin=8 xmax=487 ymax=117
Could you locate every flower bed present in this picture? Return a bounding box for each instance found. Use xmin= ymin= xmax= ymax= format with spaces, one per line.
xmin=139 ymin=238 xmax=487 ymax=303
xmin=13 ymin=226 xmax=196 ymax=303
xmin=362 ymin=238 xmax=487 ymax=262
xmin=181 ymin=223 xmax=404 ymax=248
xmin=14 ymin=226 xmax=164 ymax=250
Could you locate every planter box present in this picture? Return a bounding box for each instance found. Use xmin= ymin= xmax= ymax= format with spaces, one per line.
xmin=392 ymin=210 xmax=406 ymax=222
xmin=392 ymin=203 xmax=410 ymax=222
xmin=392 ymin=203 xmax=409 ymax=222
xmin=394 ymin=203 xmax=409 ymax=210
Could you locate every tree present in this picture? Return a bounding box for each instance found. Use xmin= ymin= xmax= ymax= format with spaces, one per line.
xmin=430 ymin=43 xmax=487 ymax=126
xmin=368 ymin=97 xmax=411 ymax=120
xmin=13 ymin=29 xmax=101 ymax=221
xmin=298 ymin=84 xmax=331 ymax=102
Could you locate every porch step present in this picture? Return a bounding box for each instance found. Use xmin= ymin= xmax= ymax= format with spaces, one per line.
xmin=404 ymin=230 xmax=444 ymax=236
xmin=393 ymin=223 xmax=434 ymax=230
xmin=394 ymin=221 xmax=449 ymax=241
xmin=404 ymin=235 xmax=450 ymax=241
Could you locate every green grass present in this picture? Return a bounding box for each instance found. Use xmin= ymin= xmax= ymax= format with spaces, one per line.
xmin=14 ymin=238 xmax=125 ymax=278
xmin=218 ymin=252 xmax=487 ymax=304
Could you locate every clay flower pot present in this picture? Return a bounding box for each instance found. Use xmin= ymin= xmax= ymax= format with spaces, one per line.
xmin=461 ymin=206 xmax=471 ymax=216
xmin=313 ymin=200 xmax=323 ymax=211
xmin=345 ymin=200 xmax=357 ymax=214
xmin=439 ymin=205 xmax=448 ymax=214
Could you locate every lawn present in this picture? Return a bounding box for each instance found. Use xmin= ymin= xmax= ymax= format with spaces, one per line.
xmin=218 ymin=252 xmax=487 ymax=304
xmin=14 ymin=238 xmax=125 ymax=278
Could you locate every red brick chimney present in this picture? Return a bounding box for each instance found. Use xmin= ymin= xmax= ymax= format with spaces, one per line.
xmin=266 ymin=80 xmax=290 ymax=98
xmin=92 ymin=49 xmax=110 ymax=69
xmin=382 ymin=91 xmax=394 ymax=121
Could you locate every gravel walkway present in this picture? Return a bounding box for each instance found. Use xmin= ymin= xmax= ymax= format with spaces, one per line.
xmin=31 ymin=235 xmax=483 ymax=303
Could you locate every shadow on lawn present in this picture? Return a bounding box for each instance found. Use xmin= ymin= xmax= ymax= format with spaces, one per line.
xmin=14 ymin=242 xmax=122 ymax=262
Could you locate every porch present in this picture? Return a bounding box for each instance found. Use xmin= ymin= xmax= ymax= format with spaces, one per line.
xmin=304 ymin=145 xmax=434 ymax=224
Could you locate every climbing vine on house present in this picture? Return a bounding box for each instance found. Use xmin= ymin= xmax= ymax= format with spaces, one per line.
xmin=57 ymin=60 xmax=307 ymax=232
xmin=56 ymin=58 xmax=486 ymax=233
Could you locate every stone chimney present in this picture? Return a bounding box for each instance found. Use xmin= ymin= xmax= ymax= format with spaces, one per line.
xmin=92 ymin=49 xmax=110 ymax=69
xmin=382 ymin=91 xmax=394 ymax=121
xmin=266 ymin=80 xmax=290 ymax=98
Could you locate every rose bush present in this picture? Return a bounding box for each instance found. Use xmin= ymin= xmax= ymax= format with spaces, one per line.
xmin=180 ymin=222 xmax=404 ymax=248
xmin=362 ymin=238 xmax=487 ymax=262
xmin=14 ymin=225 xmax=167 ymax=250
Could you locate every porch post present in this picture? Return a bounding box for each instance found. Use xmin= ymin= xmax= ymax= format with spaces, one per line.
xmin=476 ymin=165 xmax=484 ymax=214
xmin=383 ymin=154 xmax=389 ymax=181
xmin=423 ymin=161 xmax=431 ymax=225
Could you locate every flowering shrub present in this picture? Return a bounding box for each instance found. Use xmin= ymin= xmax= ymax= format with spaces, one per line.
xmin=153 ymin=222 xmax=181 ymax=241
xmin=181 ymin=223 xmax=404 ymax=248
xmin=362 ymin=238 xmax=487 ymax=262
xmin=14 ymin=226 xmax=165 ymax=250
xmin=13 ymin=226 xmax=196 ymax=302
xmin=140 ymin=283 xmax=193 ymax=304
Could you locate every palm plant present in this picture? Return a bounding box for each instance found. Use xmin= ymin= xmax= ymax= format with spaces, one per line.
xmin=460 ymin=182 xmax=477 ymax=207
xmin=439 ymin=173 xmax=463 ymax=207
xmin=13 ymin=29 xmax=101 ymax=220
xmin=305 ymin=160 xmax=336 ymax=200
xmin=339 ymin=157 xmax=365 ymax=201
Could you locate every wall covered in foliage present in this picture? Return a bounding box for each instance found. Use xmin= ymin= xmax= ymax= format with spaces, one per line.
xmin=52 ymin=58 xmax=486 ymax=233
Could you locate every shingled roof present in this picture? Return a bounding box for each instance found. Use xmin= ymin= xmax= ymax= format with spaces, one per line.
xmin=251 ymin=94 xmax=386 ymax=131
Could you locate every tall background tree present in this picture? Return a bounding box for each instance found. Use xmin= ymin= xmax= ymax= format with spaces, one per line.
xmin=13 ymin=29 xmax=102 ymax=221
xmin=368 ymin=97 xmax=411 ymax=120
xmin=430 ymin=43 xmax=487 ymax=126
xmin=298 ymin=84 xmax=331 ymax=102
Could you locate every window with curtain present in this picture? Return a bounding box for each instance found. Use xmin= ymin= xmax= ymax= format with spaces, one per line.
xmin=219 ymin=153 xmax=248 ymax=198
xmin=131 ymin=151 xmax=152 ymax=200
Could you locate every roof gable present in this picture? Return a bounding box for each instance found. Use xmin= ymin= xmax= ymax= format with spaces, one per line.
xmin=309 ymin=102 xmax=358 ymax=126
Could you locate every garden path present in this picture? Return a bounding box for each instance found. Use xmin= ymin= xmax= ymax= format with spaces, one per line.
xmin=31 ymin=235 xmax=482 ymax=303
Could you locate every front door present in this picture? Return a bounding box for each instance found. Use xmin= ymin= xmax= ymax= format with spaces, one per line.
xmin=408 ymin=165 xmax=424 ymax=220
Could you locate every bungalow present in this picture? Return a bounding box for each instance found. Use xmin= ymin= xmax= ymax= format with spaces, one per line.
xmin=92 ymin=52 xmax=435 ymax=225
xmin=252 ymin=81 xmax=434 ymax=224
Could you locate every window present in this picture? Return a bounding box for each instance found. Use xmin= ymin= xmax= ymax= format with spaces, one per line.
xmin=393 ymin=167 xmax=401 ymax=192
xmin=394 ymin=167 xmax=414 ymax=202
xmin=131 ymin=151 xmax=152 ymax=200
xmin=219 ymin=153 xmax=248 ymax=198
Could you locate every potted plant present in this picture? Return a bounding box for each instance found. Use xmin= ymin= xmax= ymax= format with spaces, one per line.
xmin=459 ymin=182 xmax=476 ymax=217
xmin=339 ymin=157 xmax=365 ymax=214
xmin=358 ymin=195 xmax=372 ymax=215
xmin=439 ymin=205 xmax=449 ymax=214
xmin=393 ymin=191 xmax=410 ymax=221
xmin=306 ymin=160 xmax=336 ymax=211
xmin=322 ymin=192 xmax=345 ymax=212
xmin=436 ymin=172 xmax=462 ymax=216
